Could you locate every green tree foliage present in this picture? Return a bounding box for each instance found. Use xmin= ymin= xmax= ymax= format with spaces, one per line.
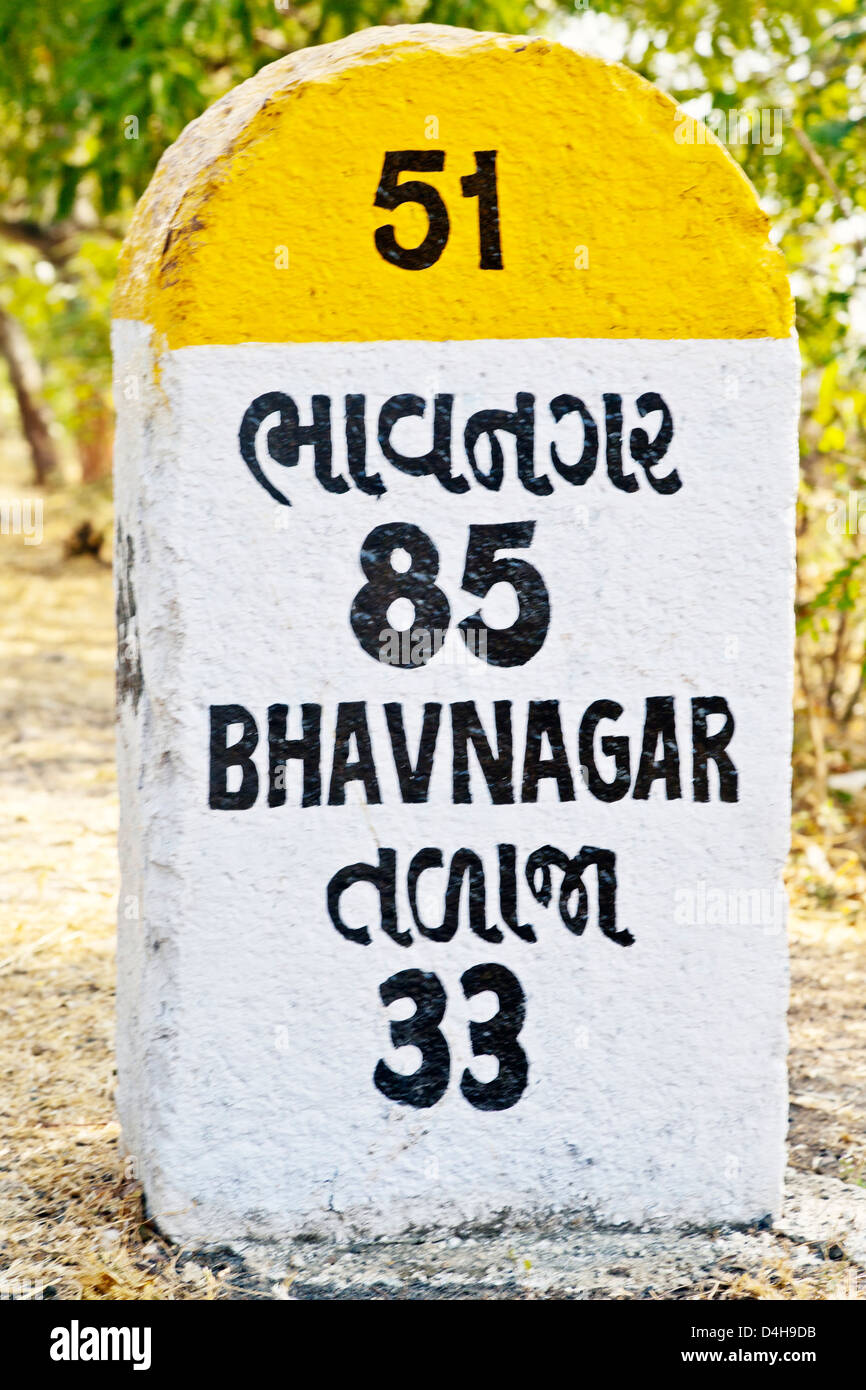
xmin=1 ymin=4 xmax=864 ymax=555
xmin=579 ymin=1 xmax=865 ymax=796
xmin=587 ymin=1 xmax=865 ymax=366
xmin=0 ymin=0 xmax=539 ymax=223
xmin=2 ymin=0 xmax=864 ymax=808
xmin=0 ymin=0 xmax=540 ymax=464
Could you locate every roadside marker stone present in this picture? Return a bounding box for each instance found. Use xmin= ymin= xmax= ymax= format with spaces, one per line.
xmin=112 ymin=24 xmax=798 ymax=1242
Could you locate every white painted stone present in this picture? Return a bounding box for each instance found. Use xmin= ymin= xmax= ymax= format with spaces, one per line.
xmin=113 ymin=326 xmax=798 ymax=1242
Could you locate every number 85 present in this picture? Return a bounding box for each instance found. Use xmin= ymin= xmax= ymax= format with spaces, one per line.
xmin=350 ymin=520 xmax=551 ymax=668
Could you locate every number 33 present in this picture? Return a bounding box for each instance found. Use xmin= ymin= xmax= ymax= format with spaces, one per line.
xmin=374 ymin=963 xmax=528 ymax=1111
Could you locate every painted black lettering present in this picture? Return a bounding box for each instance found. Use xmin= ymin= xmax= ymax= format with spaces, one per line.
xmin=374 ymin=969 xmax=450 ymax=1107
xmin=451 ymin=700 xmax=514 ymax=804
xmin=345 ymin=393 xmax=385 ymax=496
xmin=378 ymin=393 xmax=467 ymax=494
xmin=498 ymin=843 xmax=536 ymax=942
xmin=460 ymin=964 xmax=528 ymax=1111
xmin=522 ymin=699 xmax=575 ymax=801
xmin=209 ymin=704 xmax=258 ymax=810
xmin=630 ymin=391 xmax=679 ymax=494
xmin=633 ymin=695 xmax=682 ymax=800
xmin=327 ymin=848 xmax=403 ymax=946
xmin=579 ymin=698 xmax=631 ymax=801
xmin=549 ymin=393 xmax=599 ymax=485
xmin=464 ymin=393 xmax=546 ymax=492
xmin=267 ymin=703 xmax=321 ymax=807
xmin=604 ymin=391 xmax=639 ymax=493
xmin=692 ymin=696 xmax=738 ymax=802
xmin=385 ymin=702 xmax=442 ymax=802
xmin=328 ymin=701 xmax=381 ymax=805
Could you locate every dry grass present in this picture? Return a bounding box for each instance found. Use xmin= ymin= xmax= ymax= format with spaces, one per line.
xmin=1 ymin=476 xmax=864 ymax=1300
xmin=0 ymin=479 xmax=246 ymax=1299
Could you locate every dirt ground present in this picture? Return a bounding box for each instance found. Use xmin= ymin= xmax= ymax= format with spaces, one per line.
xmin=1 ymin=482 xmax=865 ymax=1300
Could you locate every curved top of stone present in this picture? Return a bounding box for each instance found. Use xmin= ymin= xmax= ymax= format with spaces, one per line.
xmin=113 ymin=24 xmax=793 ymax=346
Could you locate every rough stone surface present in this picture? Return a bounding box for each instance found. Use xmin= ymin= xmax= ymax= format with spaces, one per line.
xmin=219 ymin=1171 xmax=865 ymax=1300
xmin=113 ymin=25 xmax=799 ymax=1246
xmin=113 ymin=25 xmax=792 ymax=345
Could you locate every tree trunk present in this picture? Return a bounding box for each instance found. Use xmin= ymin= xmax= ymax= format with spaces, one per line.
xmin=77 ymin=392 xmax=114 ymax=482
xmin=0 ymin=308 xmax=59 ymax=484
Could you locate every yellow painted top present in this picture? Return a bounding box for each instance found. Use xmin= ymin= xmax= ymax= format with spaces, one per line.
xmin=113 ymin=25 xmax=793 ymax=346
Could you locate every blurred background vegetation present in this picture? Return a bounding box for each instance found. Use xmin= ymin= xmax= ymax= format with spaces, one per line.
xmin=1 ymin=0 xmax=865 ymax=876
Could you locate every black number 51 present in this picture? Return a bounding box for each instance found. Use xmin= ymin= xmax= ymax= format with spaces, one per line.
xmin=374 ymin=150 xmax=503 ymax=271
